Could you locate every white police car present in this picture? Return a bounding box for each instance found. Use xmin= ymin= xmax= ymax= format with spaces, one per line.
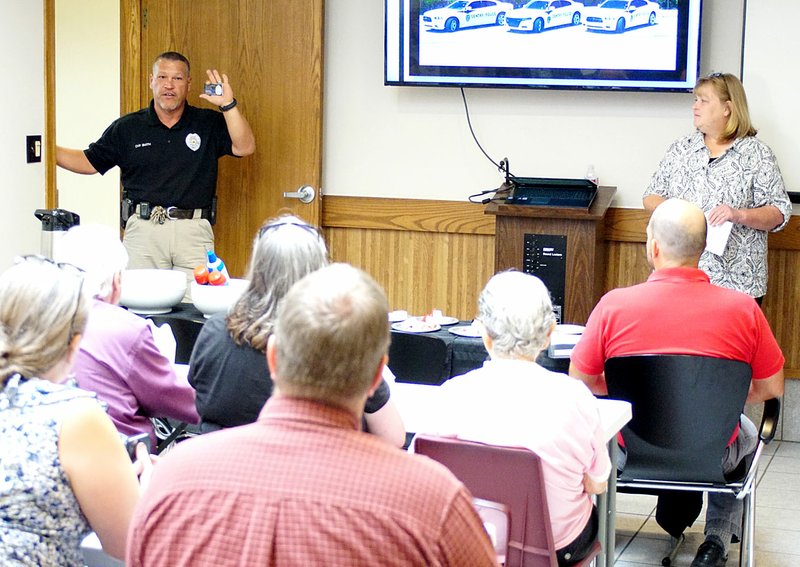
xmin=422 ymin=0 xmax=515 ymax=32
xmin=506 ymin=0 xmax=585 ymax=34
xmin=584 ymin=0 xmax=659 ymax=33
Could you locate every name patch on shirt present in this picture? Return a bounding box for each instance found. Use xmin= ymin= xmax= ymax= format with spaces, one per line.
xmin=134 ymin=142 xmax=152 ymax=149
xmin=185 ymin=133 xmax=201 ymax=152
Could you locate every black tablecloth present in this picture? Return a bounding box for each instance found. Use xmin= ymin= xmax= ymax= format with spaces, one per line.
xmin=388 ymin=322 xmax=489 ymax=386
xmin=132 ymin=308 xmax=570 ymax=376
xmin=128 ymin=303 xmax=207 ymax=364
xmin=388 ymin=322 xmax=569 ymax=386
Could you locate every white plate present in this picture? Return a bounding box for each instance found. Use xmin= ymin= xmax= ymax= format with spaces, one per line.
xmin=409 ymin=315 xmax=459 ymax=326
xmin=448 ymin=325 xmax=482 ymax=338
xmin=388 ymin=310 xmax=408 ymax=323
xmin=392 ymin=320 xmax=441 ymax=333
xmin=555 ymin=324 xmax=585 ymax=335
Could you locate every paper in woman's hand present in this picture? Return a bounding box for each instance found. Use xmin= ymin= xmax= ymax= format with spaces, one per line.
xmin=705 ymin=217 xmax=733 ymax=256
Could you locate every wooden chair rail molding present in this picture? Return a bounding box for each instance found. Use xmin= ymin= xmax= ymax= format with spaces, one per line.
xmin=322 ymin=196 xmax=496 ymax=235
xmin=323 ymin=196 xmax=800 ymax=247
xmin=322 ymin=196 xmax=800 ymax=377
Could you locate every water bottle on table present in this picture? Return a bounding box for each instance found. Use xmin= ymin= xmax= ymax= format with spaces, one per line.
xmin=205 ymin=250 xmax=230 ymax=286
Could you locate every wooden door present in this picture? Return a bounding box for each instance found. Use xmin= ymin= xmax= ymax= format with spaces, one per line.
xmin=123 ymin=0 xmax=324 ymax=276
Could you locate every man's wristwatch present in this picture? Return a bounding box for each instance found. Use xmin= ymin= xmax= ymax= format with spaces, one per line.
xmin=219 ymin=98 xmax=238 ymax=112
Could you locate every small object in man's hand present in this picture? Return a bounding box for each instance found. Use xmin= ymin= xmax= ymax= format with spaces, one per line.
xmin=204 ymin=83 xmax=223 ymax=96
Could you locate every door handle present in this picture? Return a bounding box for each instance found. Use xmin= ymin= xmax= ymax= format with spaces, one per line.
xmin=283 ymin=185 xmax=316 ymax=204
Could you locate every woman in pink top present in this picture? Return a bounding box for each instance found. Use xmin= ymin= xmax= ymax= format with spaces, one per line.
xmin=434 ymin=271 xmax=611 ymax=566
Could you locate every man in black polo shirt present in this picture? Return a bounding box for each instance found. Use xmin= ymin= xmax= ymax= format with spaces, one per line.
xmin=57 ymin=51 xmax=255 ymax=284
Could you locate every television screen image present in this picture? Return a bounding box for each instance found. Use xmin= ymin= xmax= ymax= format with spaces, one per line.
xmin=385 ymin=0 xmax=703 ymax=92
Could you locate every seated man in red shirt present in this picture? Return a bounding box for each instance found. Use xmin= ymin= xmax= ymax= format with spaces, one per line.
xmin=127 ymin=264 xmax=498 ymax=567
xmin=569 ymin=198 xmax=784 ymax=567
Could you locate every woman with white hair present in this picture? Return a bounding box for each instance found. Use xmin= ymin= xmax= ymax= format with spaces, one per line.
xmin=56 ymin=224 xmax=199 ymax=447
xmin=431 ymin=270 xmax=610 ymax=566
xmin=188 ymin=214 xmax=405 ymax=446
xmin=0 ymin=257 xmax=148 ymax=564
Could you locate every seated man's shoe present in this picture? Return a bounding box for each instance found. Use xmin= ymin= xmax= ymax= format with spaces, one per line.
xmin=691 ymin=541 xmax=728 ymax=567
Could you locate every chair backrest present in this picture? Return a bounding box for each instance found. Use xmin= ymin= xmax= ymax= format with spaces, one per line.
xmin=414 ymin=434 xmax=558 ymax=567
xmin=604 ymin=354 xmax=751 ymax=483
xmin=388 ymin=332 xmax=450 ymax=385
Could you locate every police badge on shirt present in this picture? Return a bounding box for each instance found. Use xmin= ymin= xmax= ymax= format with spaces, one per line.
xmin=185 ymin=133 xmax=201 ymax=152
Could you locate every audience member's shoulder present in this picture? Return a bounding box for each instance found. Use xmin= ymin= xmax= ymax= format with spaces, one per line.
xmin=354 ymin=431 xmax=466 ymax=492
xmin=714 ymin=285 xmax=762 ymax=310
xmin=95 ymin=299 xmax=148 ymax=324
xmin=439 ymin=367 xmax=483 ymax=392
xmin=155 ymin=421 xmax=261 ymax=471
xmin=200 ymin=312 xmax=228 ymax=333
xmin=596 ymin=284 xmax=636 ymax=304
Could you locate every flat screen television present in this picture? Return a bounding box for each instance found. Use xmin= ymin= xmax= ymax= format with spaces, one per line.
xmin=385 ymin=0 xmax=702 ymax=92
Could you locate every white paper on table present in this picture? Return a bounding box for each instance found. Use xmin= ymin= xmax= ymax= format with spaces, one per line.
xmin=705 ymin=217 xmax=733 ymax=256
xmin=147 ymin=320 xmax=177 ymax=363
xmin=547 ymin=332 xmax=581 ymax=359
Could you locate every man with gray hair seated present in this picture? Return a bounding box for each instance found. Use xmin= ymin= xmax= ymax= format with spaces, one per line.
xmin=127 ymin=263 xmax=498 ymax=567
xmin=428 ymin=270 xmax=611 ymax=567
xmin=56 ymin=224 xmax=199 ymax=448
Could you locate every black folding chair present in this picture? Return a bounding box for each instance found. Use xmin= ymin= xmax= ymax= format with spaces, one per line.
xmin=604 ymin=354 xmax=780 ymax=567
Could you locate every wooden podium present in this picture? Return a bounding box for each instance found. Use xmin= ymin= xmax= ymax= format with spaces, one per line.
xmin=485 ymin=186 xmax=615 ymax=325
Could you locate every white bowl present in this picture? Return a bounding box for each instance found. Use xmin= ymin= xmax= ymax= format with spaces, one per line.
xmin=119 ymin=269 xmax=187 ymax=314
xmin=191 ymin=278 xmax=249 ymax=318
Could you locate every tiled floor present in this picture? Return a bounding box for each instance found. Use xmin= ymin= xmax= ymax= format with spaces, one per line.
xmin=612 ymin=440 xmax=800 ymax=566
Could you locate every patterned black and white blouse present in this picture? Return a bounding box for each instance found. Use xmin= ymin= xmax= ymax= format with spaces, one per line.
xmin=0 ymin=375 xmax=96 ymax=566
xmin=645 ymin=131 xmax=792 ymax=297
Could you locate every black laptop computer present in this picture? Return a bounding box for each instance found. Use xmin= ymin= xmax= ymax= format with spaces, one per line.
xmin=505 ymin=177 xmax=598 ymax=209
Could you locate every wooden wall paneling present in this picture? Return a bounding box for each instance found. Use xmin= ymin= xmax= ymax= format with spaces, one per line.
xmin=763 ymin=249 xmax=800 ymax=376
xmin=604 ymin=207 xmax=650 ymax=243
xmin=326 ymin=226 xmax=494 ymax=320
xmin=604 ymin=241 xmax=650 ymax=291
xmin=769 ymin=215 xmax=800 ymax=250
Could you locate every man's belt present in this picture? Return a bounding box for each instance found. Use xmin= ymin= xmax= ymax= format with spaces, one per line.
xmin=121 ymin=193 xmax=217 ymax=228
xmin=163 ymin=206 xmax=203 ymax=220
xmin=134 ymin=203 xmax=212 ymax=223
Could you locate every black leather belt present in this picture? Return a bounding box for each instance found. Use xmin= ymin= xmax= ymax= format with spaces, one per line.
xmin=134 ymin=203 xmax=211 ymax=221
xmin=163 ymin=206 xmax=202 ymax=220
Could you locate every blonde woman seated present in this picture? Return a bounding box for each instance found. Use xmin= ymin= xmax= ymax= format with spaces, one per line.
xmin=428 ymin=271 xmax=610 ymax=566
xmin=0 ymin=257 xmax=150 ymax=564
